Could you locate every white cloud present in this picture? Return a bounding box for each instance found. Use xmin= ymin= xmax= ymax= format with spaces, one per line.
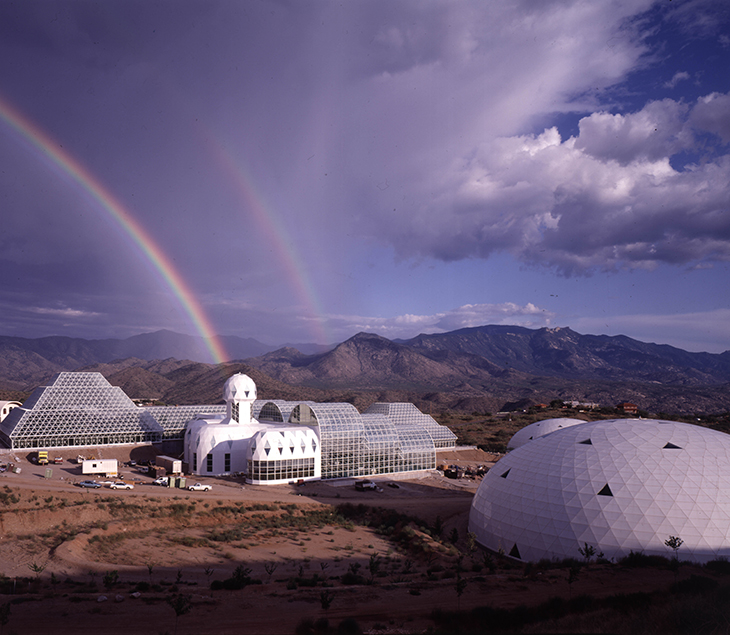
xmin=322 ymin=302 xmax=555 ymax=341
xmin=364 ymin=91 xmax=730 ymax=275
xmin=30 ymin=306 xmax=102 ymax=319
xmin=664 ymin=71 xmax=690 ymax=89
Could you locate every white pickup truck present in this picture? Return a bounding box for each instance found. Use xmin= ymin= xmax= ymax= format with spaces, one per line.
xmin=188 ymin=482 xmax=212 ymax=492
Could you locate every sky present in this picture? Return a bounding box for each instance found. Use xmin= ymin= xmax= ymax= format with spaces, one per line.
xmin=1 ymin=0 xmax=729 ymax=360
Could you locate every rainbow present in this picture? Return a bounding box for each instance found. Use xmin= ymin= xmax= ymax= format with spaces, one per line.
xmin=0 ymin=95 xmax=230 ymax=364
xmin=205 ymin=137 xmax=330 ymax=345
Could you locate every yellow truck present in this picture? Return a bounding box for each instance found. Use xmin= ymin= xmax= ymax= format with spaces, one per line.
xmin=36 ymin=451 xmax=49 ymax=466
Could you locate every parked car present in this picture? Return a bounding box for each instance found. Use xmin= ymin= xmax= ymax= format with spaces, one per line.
xmin=76 ymin=480 xmax=101 ymax=489
xmin=355 ymin=480 xmax=377 ymax=491
xmin=109 ymin=481 xmax=134 ymax=490
xmin=153 ymin=476 xmax=169 ymax=486
xmin=188 ymin=482 xmax=211 ymax=492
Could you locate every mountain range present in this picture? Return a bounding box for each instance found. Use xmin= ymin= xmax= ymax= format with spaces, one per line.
xmin=1 ymin=326 xmax=729 ymax=415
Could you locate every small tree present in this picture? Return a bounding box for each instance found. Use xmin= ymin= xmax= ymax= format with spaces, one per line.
xmin=166 ymin=593 xmax=192 ymax=635
xmin=567 ymin=565 xmax=580 ymax=597
xmin=665 ymin=535 xmax=683 ymax=560
xmin=578 ymin=543 xmax=596 ymax=564
xmin=449 ymin=528 xmax=459 ymax=545
xmin=467 ymin=531 xmax=477 ymax=555
xmin=665 ymin=535 xmax=684 ymax=578
xmin=368 ymin=553 xmax=381 ymax=583
xmin=27 ymin=562 xmax=45 ymax=579
xmin=433 ymin=516 xmax=444 ymax=538
xmin=455 ymin=572 xmax=468 ymax=610
xmin=264 ymin=562 xmax=278 ymax=582
xmin=320 ymin=590 xmax=335 ymax=611
xmin=103 ymin=570 xmax=119 ymax=591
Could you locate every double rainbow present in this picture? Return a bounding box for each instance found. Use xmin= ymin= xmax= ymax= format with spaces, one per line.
xmin=0 ymin=95 xmax=229 ymax=364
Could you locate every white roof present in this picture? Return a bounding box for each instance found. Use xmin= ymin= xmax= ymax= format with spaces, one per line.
xmin=223 ymin=373 xmax=257 ymax=402
xmin=507 ymin=417 xmax=586 ymax=450
xmin=469 ymin=419 xmax=730 ymax=563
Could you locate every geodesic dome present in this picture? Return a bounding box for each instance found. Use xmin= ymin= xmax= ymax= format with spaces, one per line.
xmin=507 ymin=417 xmax=586 ymax=451
xmin=223 ymin=373 xmax=257 ymax=402
xmin=469 ymin=419 xmax=730 ymax=563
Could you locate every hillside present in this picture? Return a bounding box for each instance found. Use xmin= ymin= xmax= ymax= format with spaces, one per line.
xmin=3 ymin=326 xmax=730 ymax=415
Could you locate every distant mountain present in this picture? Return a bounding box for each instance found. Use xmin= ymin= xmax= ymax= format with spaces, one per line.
xmin=3 ymin=326 xmax=730 ymax=415
xmin=245 ymin=332 xmax=517 ymax=389
xmin=0 ymin=330 xmax=277 ymax=389
xmin=403 ymin=325 xmax=730 ymax=385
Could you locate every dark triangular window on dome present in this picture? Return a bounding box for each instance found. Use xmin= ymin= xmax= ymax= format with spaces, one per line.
xmin=597 ymin=484 xmax=613 ymax=497
xmin=500 ymin=469 xmax=510 ymax=479
xmin=663 ymin=442 xmax=682 ymax=449
xmin=509 ymin=544 xmax=522 ymax=559
xmin=528 ymin=436 xmax=533 ymax=440
xmin=579 ymin=439 xmax=592 ymax=445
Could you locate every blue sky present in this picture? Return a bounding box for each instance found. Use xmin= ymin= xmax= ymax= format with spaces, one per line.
xmin=1 ymin=0 xmax=729 ymax=354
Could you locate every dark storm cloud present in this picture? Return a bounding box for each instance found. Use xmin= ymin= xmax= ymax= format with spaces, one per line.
xmin=1 ymin=0 xmax=729 ymax=348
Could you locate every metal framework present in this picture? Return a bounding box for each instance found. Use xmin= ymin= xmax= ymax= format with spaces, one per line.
xmin=0 ymin=373 xmax=164 ymax=449
xmin=255 ymin=399 xmax=442 ymax=479
xmin=145 ymin=405 xmax=226 ymax=440
xmin=364 ymin=402 xmax=457 ymax=448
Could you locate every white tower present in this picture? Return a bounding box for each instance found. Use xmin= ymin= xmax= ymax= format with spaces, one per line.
xmin=223 ymin=373 xmax=257 ymax=425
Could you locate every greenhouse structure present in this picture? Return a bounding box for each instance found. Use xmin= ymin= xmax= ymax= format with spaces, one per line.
xmin=0 ymin=371 xmax=456 ymax=485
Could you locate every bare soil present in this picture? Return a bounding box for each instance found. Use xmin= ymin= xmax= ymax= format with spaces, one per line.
xmin=0 ymin=446 xmax=707 ymax=635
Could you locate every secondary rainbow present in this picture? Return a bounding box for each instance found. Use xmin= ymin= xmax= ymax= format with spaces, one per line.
xmin=206 ymin=136 xmax=330 ymax=345
xmin=0 ymin=95 xmax=229 ymax=364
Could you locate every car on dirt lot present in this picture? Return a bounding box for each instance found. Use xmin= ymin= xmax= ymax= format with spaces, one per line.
xmin=188 ymin=482 xmax=211 ymax=492
xmin=153 ymin=476 xmax=169 ymax=486
xmin=76 ymin=480 xmax=101 ymax=489
xmin=109 ymin=481 xmax=134 ymax=490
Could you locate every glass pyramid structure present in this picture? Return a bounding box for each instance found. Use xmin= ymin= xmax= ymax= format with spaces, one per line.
xmin=0 ymin=372 xmax=165 ymax=449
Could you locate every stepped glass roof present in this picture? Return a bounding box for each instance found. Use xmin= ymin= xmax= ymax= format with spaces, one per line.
xmin=0 ymin=372 xmax=164 ymax=449
xmin=364 ymin=402 xmax=457 ymax=448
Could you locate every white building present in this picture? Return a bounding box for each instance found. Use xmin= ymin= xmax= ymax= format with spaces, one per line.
xmin=184 ymin=373 xmax=321 ymax=484
xmin=470 ymin=418 xmax=730 ymax=563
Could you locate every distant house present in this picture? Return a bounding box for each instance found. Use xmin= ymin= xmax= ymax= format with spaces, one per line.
xmin=617 ymin=402 xmax=639 ymax=414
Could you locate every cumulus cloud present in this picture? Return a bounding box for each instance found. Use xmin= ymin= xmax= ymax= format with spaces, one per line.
xmin=368 ymin=91 xmax=730 ymax=275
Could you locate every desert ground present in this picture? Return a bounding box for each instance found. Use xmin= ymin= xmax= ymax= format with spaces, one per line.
xmin=0 ymin=446 xmax=722 ymax=635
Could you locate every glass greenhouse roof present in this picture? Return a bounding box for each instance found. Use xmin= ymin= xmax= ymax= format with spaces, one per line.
xmin=0 ymin=372 xmax=164 ymax=449
xmin=145 ymin=405 xmax=226 ymax=439
xmin=364 ymin=402 xmax=456 ymax=448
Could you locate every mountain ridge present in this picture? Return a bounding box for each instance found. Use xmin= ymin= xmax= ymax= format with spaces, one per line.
xmin=2 ymin=326 xmax=730 ymax=415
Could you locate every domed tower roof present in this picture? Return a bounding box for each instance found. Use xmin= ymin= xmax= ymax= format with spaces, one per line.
xmin=223 ymin=374 xmax=257 ymax=403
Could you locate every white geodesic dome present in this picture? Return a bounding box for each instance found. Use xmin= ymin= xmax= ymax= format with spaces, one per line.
xmin=507 ymin=417 xmax=586 ymax=451
xmin=469 ymin=419 xmax=730 ymax=563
